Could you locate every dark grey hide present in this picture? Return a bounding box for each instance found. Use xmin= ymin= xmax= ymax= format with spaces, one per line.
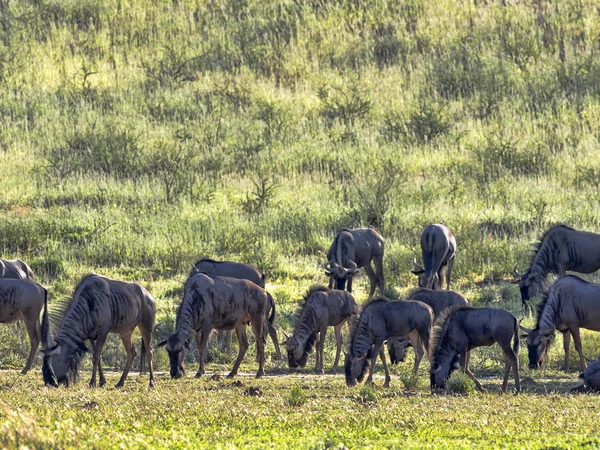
xmin=325 ymin=228 xmax=385 ymax=300
xmin=521 ymin=276 xmax=600 ymax=372
xmin=42 ymin=274 xmax=156 ymax=388
xmin=0 ymin=279 xmax=46 ymax=374
xmin=345 ymin=298 xmax=433 ymax=388
xmin=287 ymin=286 xmax=359 ymax=374
xmin=430 ymin=307 xmax=520 ymax=394
xmin=0 ymin=258 xmax=35 ymax=281
xmin=517 ymin=225 xmax=600 ymax=304
xmin=412 ymin=224 xmax=456 ymax=290
xmin=157 ymin=271 xmax=268 ymax=379
xmin=388 ymin=289 xmax=469 ymax=365
xmin=576 ymin=356 xmax=600 ymax=392
xmin=194 ymin=259 xmax=280 ymax=358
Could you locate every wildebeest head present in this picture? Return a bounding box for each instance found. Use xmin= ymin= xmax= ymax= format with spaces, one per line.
xmin=520 ymin=326 xmax=554 ymax=369
xmin=157 ymin=332 xmax=193 ymax=379
xmin=411 ymin=259 xmax=440 ymax=289
xmin=286 ymin=334 xmax=315 ymax=368
xmin=344 ymin=349 xmax=371 ymax=387
xmin=325 ymin=261 xmax=357 ymax=291
xmin=387 ymin=337 xmax=412 ymax=364
xmin=429 ymin=351 xmax=460 ymax=391
xmin=517 ymin=270 xmax=541 ymax=305
xmin=41 ymin=341 xmax=89 ymax=387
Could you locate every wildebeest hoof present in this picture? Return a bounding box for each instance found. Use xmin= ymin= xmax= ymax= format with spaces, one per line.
xmin=149 ymin=379 xmax=155 ymax=389
xmin=560 ymin=366 xmax=571 ymax=372
xmin=115 ymin=382 xmax=125 ymax=388
xmin=89 ymin=381 xmax=96 ymax=388
xmin=99 ymin=379 xmax=107 ymax=387
xmin=255 ymin=371 xmax=265 ymax=379
xmin=20 ymin=368 xmax=29 ymax=375
xmin=384 ymin=383 xmax=390 ymax=388
xmin=195 ymin=372 xmax=204 ymax=379
xmin=226 ymin=373 xmax=237 ymax=379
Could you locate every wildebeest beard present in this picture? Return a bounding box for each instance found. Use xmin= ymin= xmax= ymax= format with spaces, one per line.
xmin=430 ymin=352 xmax=460 ymax=389
xmin=344 ymin=347 xmax=374 ymax=386
xmin=168 ymin=349 xmax=185 ymax=378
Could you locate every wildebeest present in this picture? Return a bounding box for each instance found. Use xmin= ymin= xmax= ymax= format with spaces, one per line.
xmin=575 ymin=356 xmax=600 ymax=392
xmin=0 ymin=279 xmax=46 ymax=374
xmin=41 ymin=274 xmax=156 ymax=388
xmin=286 ymin=286 xmax=359 ymax=373
xmin=520 ymin=275 xmax=600 ymax=372
xmin=430 ymin=307 xmax=520 ymax=393
xmin=387 ymin=289 xmax=470 ymax=364
xmin=344 ymin=297 xmax=433 ymax=388
xmin=193 ymin=258 xmax=280 ymax=359
xmin=516 ymin=225 xmax=600 ymax=305
xmin=324 ymin=228 xmax=385 ymax=300
xmin=157 ymin=270 xmax=268 ymax=379
xmin=412 ymin=224 xmax=456 ymax=290
xmin=0 ymin=258 xmax=35 ymax=281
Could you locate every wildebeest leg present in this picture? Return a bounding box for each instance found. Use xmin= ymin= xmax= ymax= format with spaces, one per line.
xmin=408 ymin=331 xmax=424 ymax=374
xmin=195 ymin=327 xmax=211 ymax=378
xmin=569 ymin=327 xmax=587 ymax=372
xmin=374 ymin=255 xmax=385 ymax=296
xmin=445 ymin=258 xmax=454 ymax=290
xmin=267 ymin=321 xmax=282 ymax=360
xmin=225 ymin=330 xmax=232 ymax=354
xmin=347 ymin=276 xmax=353 ymax=293
xmin=228 ymin=325 xmax=249 ymax=378
xmin=90 ymin=333 xmax=108 ymax=388
xmin=332 ymin=323 xmax=343 ymax=371
xmin=378 ymin=347 xmax=391 ymax=388
xmin=98 ymin=353 xmax=106 ymax=387
xmin=116 ymin=330 xmax=137 ymax=388
xmin=366 ymin=340 xmax=384 ymax=385
xmin=21 ymin=313 xmax=41 ymax=375
xmin=560 ymin=331 xmax=571 ymax=371
xmin=252 ymin=318 xmax=266 ymax=378
xmin=500 ymin=344 xmax=520 ymax=394
xmin=316 ymin=326 xmax=327 ymax=374
xmin=139 ymin=324 xmax=155 ymax=388
xmin=364 ymin=263 xmax=378 ymax=301
xmin=328 ymin=276 xmax=334 ymax=289
xmin=461 ymin=351 xmax=486 ymax=393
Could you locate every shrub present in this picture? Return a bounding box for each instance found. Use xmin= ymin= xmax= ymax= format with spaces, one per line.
xmin=288 ymin=385 xmax=307 ymax=407
xmin=400 ymin=371 xmax=422 ymax=390
xmin=355 ymin=384 xmax=377 ymax=404
xmin=445 ymin=372 xmax=476 ymax=395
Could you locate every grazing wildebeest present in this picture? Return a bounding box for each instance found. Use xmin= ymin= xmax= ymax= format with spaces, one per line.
xmin=344 ymin=298 xmax=433 ymax=388
xmin=516 ymin=225 xmax=600 ymax=305
xmin=324 ymin=228 xmax=385 ymax=300
xmin=0 ymin=258 xmax=35 ymax=281
xmin=157 ymin=270 xmax=268 ymax=379
xmin=193 ymin=259 xmax=280 ymax=359
xmin=520 ymin=276 xmax=600 ymax=372
xmin=0 ymin=279 xmax=46 ymax=374
xmin=387 ymin=289 xmax=470 ymax=364
xmin=41 ymin=274 xmax=156 ymax=388
xmin=412 ymin=224 xmax=456 ymax=290
xmin=286 ymin=286 xmax=359 ymax=374
xmin=430 ymin=307 xmax=520 ymax=393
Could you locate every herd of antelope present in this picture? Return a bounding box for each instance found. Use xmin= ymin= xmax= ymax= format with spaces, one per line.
xmin=2 ymin=223 xmax=600 ymax=392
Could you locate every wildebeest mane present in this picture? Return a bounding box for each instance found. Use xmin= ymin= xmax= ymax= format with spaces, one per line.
xmin=293 ymin=285 xmax=329 ymax=357
xmin=47 ymin=273 xmax=98 ymax=331
xmin=533 ymin=292 xmax=550 ymax=330
xmin=528 ymin=224 xmax=574 ymax=275
xmin=347 ymin=297 xmax=389 ymax=353
xmin=295 ymin=285 xmax=330 ymax=318
xmin=430 ymin=306 xmax=474 ymax=360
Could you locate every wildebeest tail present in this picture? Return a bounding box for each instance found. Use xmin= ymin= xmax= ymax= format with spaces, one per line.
xmin=513 ymin=318 xmax=520 ymax=361
xmin=267 ymin=292 xmax=276 ymax=325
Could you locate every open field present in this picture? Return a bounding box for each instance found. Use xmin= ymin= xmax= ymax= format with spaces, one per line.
xmin=2 ymin=0 xmax=600 ymax=447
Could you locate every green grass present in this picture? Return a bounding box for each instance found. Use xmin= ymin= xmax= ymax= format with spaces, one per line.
xmin=2 ymin=0 xmax=600 ymax=446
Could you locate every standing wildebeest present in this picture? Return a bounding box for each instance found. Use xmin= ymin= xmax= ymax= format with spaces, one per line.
xmin=0 ymin=258 xmax=35 ymax=281
xmin=344 ymin=298 xmax=433 ymax=388
xmin=41 ymin=274 xmax=156 ymax=388
xmin=516 ymin=225 xmax=600 ymax=305
xmin=157 ymin=270 xmax=268 ymax=379
xmin=411 ymin=224 xmax=456 ymax=290
xmin=194 ymin=258 xmax=281 ymax=359
xmin=286 ymin=286 xmax=359 ymax=374
xmin=325 ymin=228 xmax=385 ymax=300
xmin=520 ymin=276 xmax=600 ymax=372
xmin=387 ymin=289 xmax=470 ymax=364
xmin=0 ymin=279 xmax=46 ymax=374
xmin=430 ymin=307 xmax=520 ymax=393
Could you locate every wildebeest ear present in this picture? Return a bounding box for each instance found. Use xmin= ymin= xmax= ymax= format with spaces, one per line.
xmin=156 ymin=340 xmax=168 ymax=348
xmin=579 ymin=372 xmax=585 ymax=379
xmin=324 ymin=271 xmax=334 ymax=277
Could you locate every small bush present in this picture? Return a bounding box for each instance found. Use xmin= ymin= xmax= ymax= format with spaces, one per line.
xmin=355 ymin=384 xmax=377 ymax=404
xmin=445 ymin=372 xmax=475 ymax=396
xmin=288 ymin=385 xmax=307 ymax=407
xmin=399 ymin=371 xmax=422 ymax=390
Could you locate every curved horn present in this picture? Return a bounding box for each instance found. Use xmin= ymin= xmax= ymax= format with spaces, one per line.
xmin=413 ymin=258 xmax=424 ymax=271
xmin=346 ymin=260 xmax=358 ymax=275
xmin=519 ymin=324 xmax=533 ymax=333
xmin=513 ymin=266 xmax=525 ymax=278
xmin=283 ymin=331 xmax=289 ymax=340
